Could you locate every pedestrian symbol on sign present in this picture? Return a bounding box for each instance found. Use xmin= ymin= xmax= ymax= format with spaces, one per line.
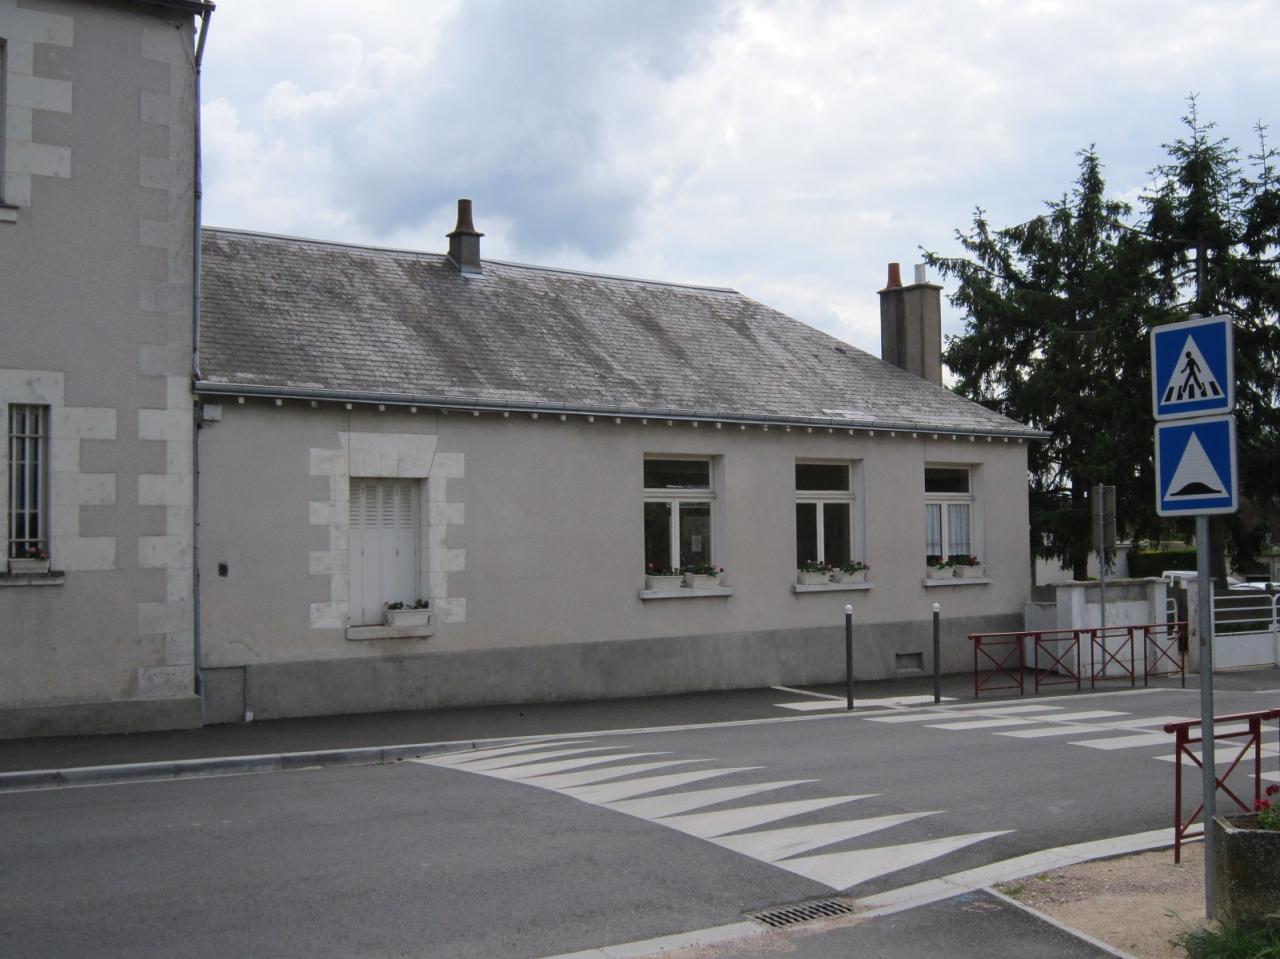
xmin=1162 ymin=336 xmax=1223 ymax=406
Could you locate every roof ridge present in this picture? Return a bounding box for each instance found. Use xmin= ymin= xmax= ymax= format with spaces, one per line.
xmin=201 ymin=225 xmax=739 ymax=295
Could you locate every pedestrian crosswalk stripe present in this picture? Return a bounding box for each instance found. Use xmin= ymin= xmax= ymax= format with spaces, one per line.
xmin=658 ymin=795 xmax=874 ymax=839
xmin=967 ymin=705 xmax=1064 ymax=715
xmin=605 ymin=780 xmax=820 ymax=820
xmin=998 ymin=725 xmax=1112 ymax=739
xmin=776 ymin=831 xmax=1010 ymax=889
xmin=867 ymin=712 xmax=967 ymax=724
xmin=1069 ymin=732 xmax=1170 ymax=750
xmin=712 ymin=812 xmax=936 ymax=862
xmin=930 ymin=718 xmax=1035 ymax=730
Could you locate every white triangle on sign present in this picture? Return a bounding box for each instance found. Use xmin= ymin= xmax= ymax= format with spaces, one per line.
xmin=1160 ymin=335 xmax=1223 ymax=407
xmin=1165 ymin=432 xmax=1226 ymax=499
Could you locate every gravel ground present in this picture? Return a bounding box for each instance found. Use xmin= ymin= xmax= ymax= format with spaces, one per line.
xmin=999 ymin=843 xmax=1209 ymax=959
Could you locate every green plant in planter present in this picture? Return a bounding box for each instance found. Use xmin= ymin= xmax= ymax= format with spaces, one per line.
xmin=1256 ymin=783 xmax=1280 ymax=829
xmin=18 ymin=544 xmax=49 ymax=561
xmin=926 ymin=555 xmax=947 ymax=569
xmin=946 ymin=555 xmax=981 ymax=567
xmin=840 ymin=561 xmax=869 ymax=574
xmin=798 ymin=560 xmax=830 ymax=573
xmin=385 ymin=599 xmax=430 ymax=611
xmin=645 ymin=562 xmax=679 ymax=576
xmin=682 ymin=563 xmax=724 ymax=576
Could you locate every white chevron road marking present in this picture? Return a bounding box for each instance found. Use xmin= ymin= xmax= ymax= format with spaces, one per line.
xmin=712 ymin=811 xmax=937 ymax=863
xmin=475 ymin=753 xmax=675 ymax=781
xmin=518 ymin=760 xmax=709 ymax=790
xmin=424 ymin=741 xmax=596 ymax=766
xmin=776 ymin=830 xmax=1011 ymax=890
xmin=433 ymin=746 xmax=626 ymax=772
xmin=418 ymin=741 xmax=1008 ymax=894
xmin=563 ymin=767 xmax=765 ymax=805
xmin=657 ymin=795 xmax=874 ymax=839
xmin=604 ymin=780 xmax=818 ymax=819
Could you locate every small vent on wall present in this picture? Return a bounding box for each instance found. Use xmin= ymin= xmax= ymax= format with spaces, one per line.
xmin=895 ymin=652 xmax=924 ymax=674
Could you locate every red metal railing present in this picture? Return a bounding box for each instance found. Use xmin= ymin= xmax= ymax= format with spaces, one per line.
xmin=970 ymin=623 xmax=1187 ymax=698
xmin=1163 ymin=708 xmax=1280 ymax=862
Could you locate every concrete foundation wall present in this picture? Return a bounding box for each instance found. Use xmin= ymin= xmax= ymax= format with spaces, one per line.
xmin=202 ymin=612 xmax=1020 ymax=723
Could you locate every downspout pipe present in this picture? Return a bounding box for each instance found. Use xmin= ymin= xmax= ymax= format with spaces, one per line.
xmin=191 ymin=5 xmax=212 ymax=700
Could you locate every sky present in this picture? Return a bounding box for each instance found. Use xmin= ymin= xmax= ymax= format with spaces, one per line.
xmin=200 ymin=0 xmax=1280 ymax=360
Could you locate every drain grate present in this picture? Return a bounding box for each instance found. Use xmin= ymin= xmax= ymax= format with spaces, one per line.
xmin=747 ymin=897 xmax=858 ymax=928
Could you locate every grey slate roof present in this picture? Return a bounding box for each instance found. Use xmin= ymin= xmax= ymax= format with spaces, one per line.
xmin=197 ymin=228 xmax=1040 ymax=437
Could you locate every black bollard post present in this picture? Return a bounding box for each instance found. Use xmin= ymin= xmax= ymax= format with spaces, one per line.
xmin=933 ymin=603 xmax=941 ymax=704
xmin=845 ymin=604 xmax=854 ymax=711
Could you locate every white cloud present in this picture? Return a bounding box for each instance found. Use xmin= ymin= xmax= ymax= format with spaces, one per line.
xmin=201 ymin=0 xmax=1280 ymax=356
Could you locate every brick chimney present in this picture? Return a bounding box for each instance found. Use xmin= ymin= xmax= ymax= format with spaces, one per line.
xmin=447 ymin=198 xmax=483 ymax=275
xmin=879 ymin=262 xmax=942 ymax=385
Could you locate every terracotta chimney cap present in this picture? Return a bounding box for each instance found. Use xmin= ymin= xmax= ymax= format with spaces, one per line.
xmin=884 ymin=263 xmax=903 ymax=290
xmin=448 ymin=198 xmax=483 ymax=238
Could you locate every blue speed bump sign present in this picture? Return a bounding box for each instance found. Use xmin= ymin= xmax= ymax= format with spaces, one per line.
xmin=1155 ymin=415 xmax=1238 ymax=516
xmin=1150 ymin=314 xmax=1233 ymax=420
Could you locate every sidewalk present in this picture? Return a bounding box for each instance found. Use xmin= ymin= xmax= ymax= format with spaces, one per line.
xmin=3 ymin=667 xmax=1277 ymax=779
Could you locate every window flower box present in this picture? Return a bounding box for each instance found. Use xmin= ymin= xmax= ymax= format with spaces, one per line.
xmin=926 ymin=565 xmax=952 ymax=580
xmin=954 ymin=564 xmax=986 ymax=578
xmin=797 ymin=570 xmax=830 ymax=586
xmin=833 ymin=562 xmax=868 ymax=584
xmin=384 ymin=604 xmax=432 ymax=627
xmin=645 ymin=574 xmax=684 ymax=590
xmin=683 ymin=572 xmax=722 ymax=589
xmin=8 ymin=558 xmax=50 ymax=575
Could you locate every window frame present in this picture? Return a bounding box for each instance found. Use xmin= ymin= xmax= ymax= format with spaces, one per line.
xmin=643 ymin=455 xmax=716 ymax=572
xmin=794 ymin=460 xmax=857 ymax=569
xmin=7 ymin=404 xmax=49 ymax=561
xmin=924 ymin=465 xmax=975 ymax=563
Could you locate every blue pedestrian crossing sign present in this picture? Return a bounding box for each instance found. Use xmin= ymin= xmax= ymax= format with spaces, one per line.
xmin=1150 ymin=314 xmax=1233 ymax=420
xmin=1154 ymin=415 xmax=1238 ymax=516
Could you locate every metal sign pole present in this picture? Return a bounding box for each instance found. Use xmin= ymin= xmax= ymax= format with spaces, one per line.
xmin=1197 ymin=514 xmax=1216 ymax=918
xmin=1096 ymin=485 xmax=1108 ymax=629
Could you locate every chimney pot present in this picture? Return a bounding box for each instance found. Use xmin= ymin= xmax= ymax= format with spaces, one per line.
xmin=447 ymin=198 xmax=484 ymax=275
xmin=879 ymin=257 xmax=942 ymax=385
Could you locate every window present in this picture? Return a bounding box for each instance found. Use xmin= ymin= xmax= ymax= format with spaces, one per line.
xmin=348 ymin=478 xmax=420 ymax=626
xmin=795 ymin=461 xmax=853 ymax=568
xmin=644 ymin=457 xmax=714 ymax=571
xmin=8 ymin=405 xmax=48 ymax=560
xmin=925 ymin=466 xmax=973 ymax=562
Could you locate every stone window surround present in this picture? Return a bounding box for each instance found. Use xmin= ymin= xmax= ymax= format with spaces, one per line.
xmin=0 ymin=369 xmax=116 ymax=575
xmin=0 ymin=1 xmax=74 ymax=219
xmin=309 ymin=431 xmax=465 ymax=631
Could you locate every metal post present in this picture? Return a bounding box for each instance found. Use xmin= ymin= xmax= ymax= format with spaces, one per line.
xmin=845 ymin=605 xmax=854 ymax=711
xmin=1097 ymin=484 xmax=1108 ymax=629
xmin=1197 ymin=513 xmax=1216 ymax=918
xmin=932 ymin=603 xmax=942 ymax=703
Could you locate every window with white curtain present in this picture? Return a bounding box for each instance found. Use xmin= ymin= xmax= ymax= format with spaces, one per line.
xmin=924 ymin=466 xmax=973 ymax=562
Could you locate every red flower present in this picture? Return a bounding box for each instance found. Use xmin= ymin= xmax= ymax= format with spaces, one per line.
xmin=1267 ymin=783 xmax=1280 ymax=797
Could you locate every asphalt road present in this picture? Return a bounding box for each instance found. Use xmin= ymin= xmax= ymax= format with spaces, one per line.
xmin=2 ymin=684 xmax=1276 ymax=958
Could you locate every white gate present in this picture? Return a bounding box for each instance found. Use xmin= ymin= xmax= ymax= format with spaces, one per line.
xmin=1211 ymin=589 xmax=1280 ymax=669
xmin=349 ymin=478 xmax=419 ymax=626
